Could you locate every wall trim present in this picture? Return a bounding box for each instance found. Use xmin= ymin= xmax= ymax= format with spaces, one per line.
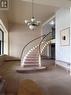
xmin=42 ymin=15 xmax=55 ymax=27
xmin=55 ymin=60 xmax=71 ymax=70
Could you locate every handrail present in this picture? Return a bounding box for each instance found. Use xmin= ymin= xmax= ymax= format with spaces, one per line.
xmin=39 ymin=32 xmax=52 ymax=54
xmin=20 ymin=34 xmax=46 ymax=59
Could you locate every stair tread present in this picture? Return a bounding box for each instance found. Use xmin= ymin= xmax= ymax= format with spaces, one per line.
xmin=24 ymin=62 xmax=38 ymax=63
xmin=24 ymin=61 xmax=38 ymax=63
xmin=24 ymin=61 xmax=38 ymax=62
xmin=25 ymin=60 xmax=38 ymax=61
xmin=24 ymin=63 xmax=38 ymax=65
xmin=25 ymin=58 xmax=38 ymax=59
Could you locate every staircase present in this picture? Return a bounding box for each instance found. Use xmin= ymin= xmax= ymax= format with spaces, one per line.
xmin=20 ymin=32 xmax=52 ymax=68
xmin=23 ymin=46 xmax=39 ymax=67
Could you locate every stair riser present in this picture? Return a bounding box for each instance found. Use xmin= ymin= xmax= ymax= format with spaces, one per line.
xmin=24 ymin=62 xmax=39 ymax=64
xmin=27 ymin=54 xmax=38 ymax=56
xmin=28 ymin=56 xmax=39 ymax=58
xmin=25 ymin=59 xmax=37 ymax=62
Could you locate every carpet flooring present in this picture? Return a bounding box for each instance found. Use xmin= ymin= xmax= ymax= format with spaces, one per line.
xmin=0 ymin=60 xmax=71 ymax=95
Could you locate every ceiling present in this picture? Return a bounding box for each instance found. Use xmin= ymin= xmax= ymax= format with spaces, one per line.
xmin=21 ymin=0 xmax=71 ymax=7
xmin=8 ymin=0 xmax=71 ymax=24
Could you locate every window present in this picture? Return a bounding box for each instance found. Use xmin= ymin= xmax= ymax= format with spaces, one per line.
xmin=0 ymin=29 xmax=4 ymax=55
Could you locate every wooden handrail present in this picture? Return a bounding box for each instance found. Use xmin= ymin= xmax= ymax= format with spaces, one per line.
xmin=20 ymin=34 xmax=46 ymax=59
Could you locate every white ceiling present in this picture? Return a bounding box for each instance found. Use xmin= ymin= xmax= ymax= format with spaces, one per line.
xmin=8 ymin=0 xmax=71 ymax=24
xmin=21 ymin=0 xmax=71 ymax=7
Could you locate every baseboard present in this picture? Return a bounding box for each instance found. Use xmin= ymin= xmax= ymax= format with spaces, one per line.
xmin=0 ymin=55 xmax=21 ymax=62
xmin=55 ymin=60 xmax=71 ymax=70
xmin=4 ymin=59 xmax=21 ymax=62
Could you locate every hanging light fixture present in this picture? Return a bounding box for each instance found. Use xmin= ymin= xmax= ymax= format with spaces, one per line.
xmin=25 ymin=0 xmax=40 ymax=30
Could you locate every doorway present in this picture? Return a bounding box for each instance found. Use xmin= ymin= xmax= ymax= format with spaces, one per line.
xmin=0 ymin=29 xmax=4 ymax=55
xmin=49 ymin=43 xmax=55 ymax=59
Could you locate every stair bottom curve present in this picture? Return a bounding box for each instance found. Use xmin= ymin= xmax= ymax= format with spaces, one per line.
xmin=16 ymin=66 xmax=47 ymax=73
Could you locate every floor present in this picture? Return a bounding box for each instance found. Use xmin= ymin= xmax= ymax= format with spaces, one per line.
xmin=0 ymin=59 xmax=71 ymax=95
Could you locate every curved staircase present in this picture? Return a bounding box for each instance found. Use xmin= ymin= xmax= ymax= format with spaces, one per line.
xmin=23 ymin=46 xmax=39 ymax=67
xmin=16 ymin=32 xmax=52 ymax=72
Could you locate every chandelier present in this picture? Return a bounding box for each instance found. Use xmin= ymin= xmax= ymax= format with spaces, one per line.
xmin=25 ymin=0 xmax=40 ymax=30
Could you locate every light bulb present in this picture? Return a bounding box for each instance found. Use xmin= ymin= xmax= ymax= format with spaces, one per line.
xmin=49 ymin=20 xmax=54 ymax=25
xmin=29 ymin=25 xmax=35 ymax=30
xmin=37 ymin=21 xmax=41 ymax=24
xmin=25 ymin=20 xmax=28 ymax=24
xmin=27 ymin=23 xmax=30 ymax=26
xmin=31 ymin=17 xmax=35 ymax=22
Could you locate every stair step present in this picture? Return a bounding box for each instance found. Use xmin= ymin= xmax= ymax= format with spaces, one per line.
xmin=21 ymin=45 xmax=40 ymax=66
xmin=28 ymin=55 xmax=38 ymax=57
xmin=24 ymin=64 xmax=38 ymax=67
xmin=24 ymin=61 xmax=38 ymax=63
xmin=27 ymin=56 xmax=38 ymax=59
xmin=24 ymin=61 xmax=39 ymax=63
xmin=28 ymin=53 xmax=39 ymax=55
xmin=25 ymin=58 xmax=38 ymax=59
xmin=25 ymin=59 xmax=38 ymax=61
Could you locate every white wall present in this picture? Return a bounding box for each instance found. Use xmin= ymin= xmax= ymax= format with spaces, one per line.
xmin=56 ymin=7 xmax=71 ymax=67
xmin=41 ymin=24 xmax=52 ymax=57
xmin=9 ymin=24 xmax=41 ymax=58
xmin=47 ymin=45 xmax=50 ymax=56
xmin=0 ymin=11 xmax=8 ymax=31
xmin=42 ymin=24 xmax=52 ymax=35
xmin=70 ymin=8 xmax=71 ymax=63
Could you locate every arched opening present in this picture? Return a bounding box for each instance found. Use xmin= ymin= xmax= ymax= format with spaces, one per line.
xmin=0 ymin=29 xmax=4 ymax=55
xmin=0 ymin=19 xmax=8 ymax=55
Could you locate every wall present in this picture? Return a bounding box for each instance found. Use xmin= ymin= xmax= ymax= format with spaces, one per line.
xmin=56 ymin=7 xmax=71 ymax=68
xmin=9 ymin=24 xmax=41 ymax=58
xmin=70 ymin=8 xmax=71 ymax=63
xmin=42 ymin=24 xmax=52 ymax=35
xmin=0 ymin=11 xmax=8 ymax=31
xmin=47 ymin=45 xmax=50 ymax=57
xmin=41 ymin=24 xmax=52 ymax=57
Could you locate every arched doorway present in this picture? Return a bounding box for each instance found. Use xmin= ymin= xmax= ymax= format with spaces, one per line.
xmin=0 ymin=29 xmax=4 ymax=55
xmin=0 ymin=19 xmax=8 ymax=55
